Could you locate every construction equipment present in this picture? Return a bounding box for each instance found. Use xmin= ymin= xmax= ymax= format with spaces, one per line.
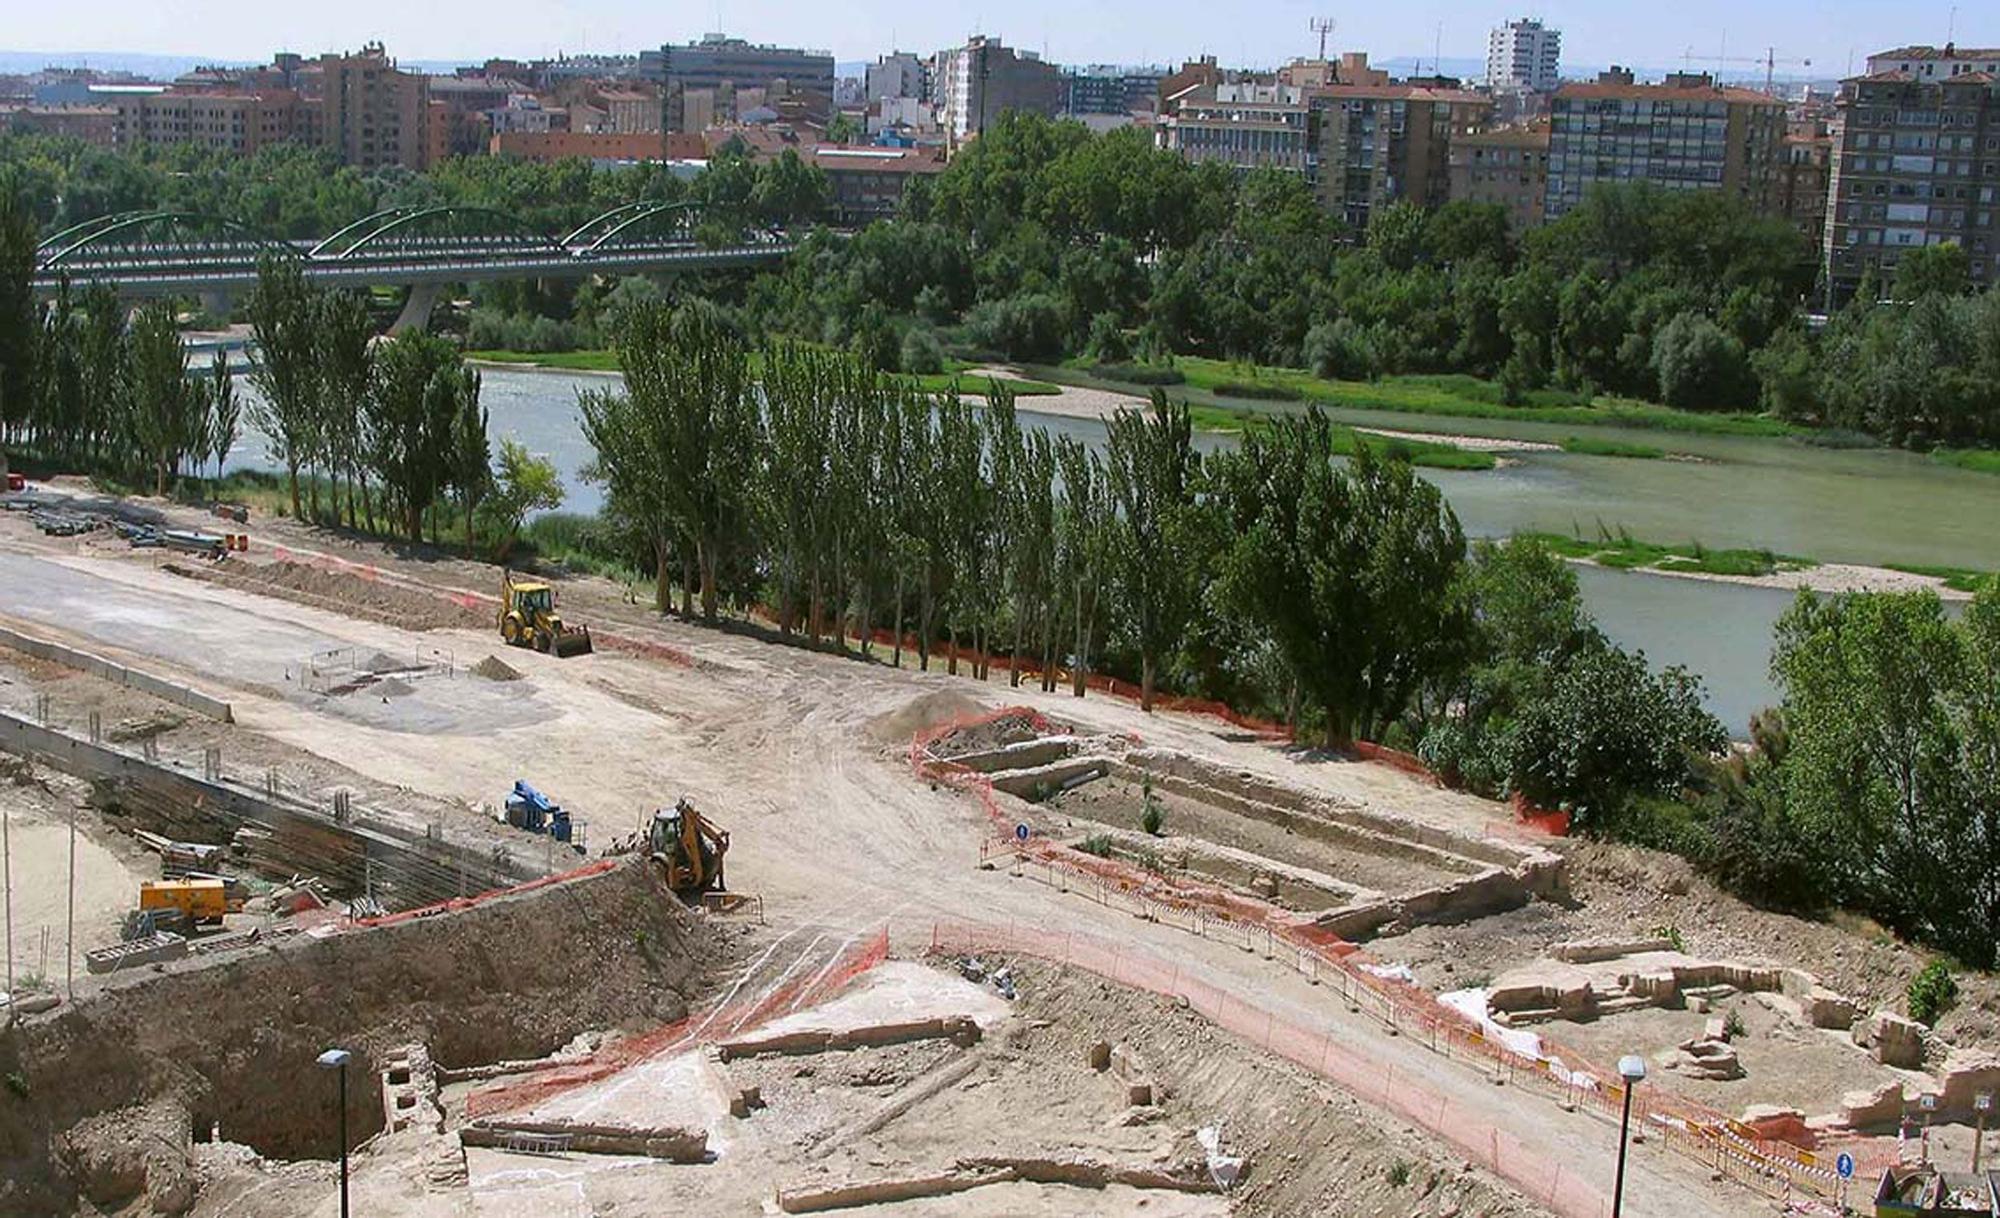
xmin=645 ymin=798 xmax=729 ymax=901
xmin=498 ymin=570 xmax=593 ymax=657
xmin=503 ymin=780 xmax=573 ymax=842
xmin=136 ymin=877 xmax=245 ymax=928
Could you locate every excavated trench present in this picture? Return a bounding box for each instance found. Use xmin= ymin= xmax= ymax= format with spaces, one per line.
xmin=0 ymin=859 xmax=712 ymax=1216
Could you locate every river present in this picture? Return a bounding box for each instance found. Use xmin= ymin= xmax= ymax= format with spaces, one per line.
xmin=223 ymin=365 xmax=2000 ymax=735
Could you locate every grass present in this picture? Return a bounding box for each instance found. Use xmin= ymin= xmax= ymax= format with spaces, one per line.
xmin=898 ymin=371 xmax=1061 ymax=397
xmin=1184 ymin=404 xmax=1497 ymax=471
xmin=1933 ymin=448 xmax=2000 ymax=476
xmin=1171 ymin=357 xmax=1798 ymax=438
xmin=1524 ymin=529 xmax=1809 ymax=578
xmin=1884 ymin=563 xmax=1997 ymax=594
xmin=466 ymin=348 xmax=622 ymax=372
xmin=1559 ymin=435 xmax=1666 ymax=460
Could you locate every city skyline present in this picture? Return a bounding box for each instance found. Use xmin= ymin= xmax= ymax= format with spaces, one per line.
xmin=0 ymin=0 xmax=1981 ymax=82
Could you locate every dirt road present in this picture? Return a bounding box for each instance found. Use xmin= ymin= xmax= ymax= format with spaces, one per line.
xmin=0 ymin=521 xmax=1740 ymax=1216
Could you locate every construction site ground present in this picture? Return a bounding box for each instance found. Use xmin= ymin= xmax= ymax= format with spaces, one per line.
xmin=1 ymin=482 xmax=1989 ymax=1216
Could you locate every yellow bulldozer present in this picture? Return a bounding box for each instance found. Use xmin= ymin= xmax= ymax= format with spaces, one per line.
xmin=499 ymin=570 xmax=593 ymax=657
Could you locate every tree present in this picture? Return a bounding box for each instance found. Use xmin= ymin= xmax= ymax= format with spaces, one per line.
xmin=487 ymin=437 xmax=562 ymax=558
xmin=368 ymin=330 xmax=474 ymax=541
xmin=245 ymin=256 xmax=321 ymax=518
xmin=452 ymin=374 xmax=491 ymax=552
xmin=124 ymin=301 xmax=209 ymax=496
xmin=206 ymin=351 xmax=238 ymax=481
xmin=1771 ymin=588 xmax=1989 ymax=958
xmin=0 ymin=191 xmax=35 ymax=442
xmin=1104 ymin=391 xmax=1205 ymax=710
xmin=1893 ymin=243 xmax=1970 ymax=301
xmin=1651 ymin=311 xmax=1749 ymax=410
xmin=1215 ymin=416 xmax=1468 ymax=746
xmin=316 ymin=291 xmax=375 ymax=527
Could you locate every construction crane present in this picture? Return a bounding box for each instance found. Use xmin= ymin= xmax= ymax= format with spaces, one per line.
xmin=1683 ymin=45 xmax=1813 ymax=95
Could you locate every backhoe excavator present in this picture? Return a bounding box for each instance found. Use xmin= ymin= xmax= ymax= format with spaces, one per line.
xmin=645 ymin=798 xmax=729 ymax=902
xmin=498 ymin=570 xmax=593 ymax=656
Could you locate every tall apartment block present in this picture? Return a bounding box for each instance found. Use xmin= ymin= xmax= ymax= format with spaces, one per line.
xmin=1824 ymin=45 xmax=2000 ymax=296
xmin=1487 ymin=18 xmax=1561 ymax=94
xmin=1544 ymin=69 xmax=1785 ymax=221
xmin=934 ymin=36 xmax=1064 ymax=147
xmin=1448 ymin=122 xmax=1552 ymax=233
xmin=639 ymin=34 xmax=835 ymax=131
xmin=319 ymin=43 xmax=430 ymax=171
xmin=1314 ymin=84 xmax=1492 ymax=230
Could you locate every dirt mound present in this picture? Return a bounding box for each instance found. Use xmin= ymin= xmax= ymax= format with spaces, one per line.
xmin=359 ymin=650 xmax=406 ymax=674
xmin=928 ymin=710 xmax=1049 ymax=759
xmin=867 ymin=688 xmax=986 ymax=744
xmin=178 ymin=561 xmax=486 ymax=632
xmin=470 ymin=654 xmax=523 ymax=682
xmin=0 ymin=860 xmax=712 ymax=1216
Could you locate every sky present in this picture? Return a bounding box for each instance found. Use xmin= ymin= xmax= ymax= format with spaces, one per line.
xmin=0 ymin=0 xmax=1979 ymax=82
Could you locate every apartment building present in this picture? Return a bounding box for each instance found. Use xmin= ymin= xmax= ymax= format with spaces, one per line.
xmin=865 ymin=52 xmax=928 ymax=103
xmin=1157 ymin=82 xmax=1314 ymax=173
xmin=934 ymin=36 xmax=1064 ymax=146
xmin=642 ymin=33 xmax=834 ymax=132
xmin=1487 ymin=18 xmax=1562 ymax=94
xmin=1777 ymin=122 xmax=1833 ymax=255
xmin=1824 ymin=62 xmax=2000 ymax=293
xmin=1314 ymin=83 xmax=1492 ymax=229
xmin=1448 ymin=122 xmax=1552 ymax=232
xmin=1544 ymin=69 xmax=1786 ymax=220
xmin=319 ymin=42 xmax=430 ymax=171
xmin=105 ymin=87 xmax=305 ymax=155
xmin=1065 ymin=65 xmax=1167 ymax=117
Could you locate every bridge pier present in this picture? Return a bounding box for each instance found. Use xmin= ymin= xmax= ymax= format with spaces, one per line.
xmin=390 ymin=283 xmax=442 ymax=335
xmin=196 ymin=289 xmax=234 ymax=322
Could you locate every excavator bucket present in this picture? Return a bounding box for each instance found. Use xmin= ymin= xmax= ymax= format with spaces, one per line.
xmin=554 ymin=626 xmax=593 ymax=657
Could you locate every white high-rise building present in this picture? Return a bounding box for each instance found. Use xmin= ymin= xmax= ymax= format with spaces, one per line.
xmin=1487 ymin=17 xmax=1562 ymax=93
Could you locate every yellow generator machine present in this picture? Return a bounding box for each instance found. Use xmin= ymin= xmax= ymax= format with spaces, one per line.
xmin=499 ymin=570 xmax=593 ymax=657
xmin=648 ymin=798 xmax=730 ymax=902
xmin=137 ymin=877 xmax=244 ymax=927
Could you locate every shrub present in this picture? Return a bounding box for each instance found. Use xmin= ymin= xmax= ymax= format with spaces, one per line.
xmin=1386 ymin=1160 xmax=1411 ymax=1188
xmin=1303 ymin=317 xmax=1379 ymax=381
xmin=1090 ymin=361 xmax=1185 ymax=386
xmin=1651 ymin=311 xmax=1751 ymax=411
xmin=965 ymin=293 xmax=1070 ymax=362
xmin=899 ymin=326 xmax=946 ymax=375
xmin=1086 ymin=311 xmax=1131 ymax=364
xmin=1723 ymin=1008 xmax=1746 ymax=1039
xmin=1211 ymin=380 xmax=1302 ymax=402
xmin=1140 ymin=777 xmax=1165 ymax=836
xmin=1078 ymin=834 xmax=1114 ymax=858
xmin=1908 ymin=960 xmax=1959 ymax=1025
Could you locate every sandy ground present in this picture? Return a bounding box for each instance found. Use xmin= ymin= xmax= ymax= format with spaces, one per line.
xmin=958 ymin=365 xmax=1150 ymax=423
xmin=0 ymin=497 xmax=1781 ymax=1216
xmin=1564 ymin=555 xmax=1976 ymax=601
xmin=0 ymin=761 xmax=153 ymax=995
xmin=1352 ymin=425 xmax=1560 ymax=453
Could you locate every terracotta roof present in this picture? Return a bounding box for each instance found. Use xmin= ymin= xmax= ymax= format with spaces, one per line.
xmin=1871 ymin=45 xmax=2000 ymax=61
xmin=1555 ymin=81 xmax=1778 ymax=105
xmin=1313 ymin=83 xmax=1488 ymax=104
xmin=806 ymin=145 xmax=945 ymax=174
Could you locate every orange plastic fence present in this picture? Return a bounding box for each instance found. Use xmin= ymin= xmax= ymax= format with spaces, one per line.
xmin=354 ymin=858 xmax=619 ymax=930
xmin=464 ymin=926 xmax=891 ymax=1119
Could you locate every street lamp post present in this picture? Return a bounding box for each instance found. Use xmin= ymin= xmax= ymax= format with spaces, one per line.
xmin=1975 ymin=1092 xmax=1994 ymax=1172
xmin=316 ymin=1048 xmax=351 ymax=1218
xmin=1612 ymin=1054 xmax=1647 ymax=1218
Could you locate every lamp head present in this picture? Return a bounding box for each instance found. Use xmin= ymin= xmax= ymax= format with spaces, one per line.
xmin=1617 ymin=1054 xmax=1647 ymax=1083
xmin=316 ymin=1048 xmax=352 ymax=1070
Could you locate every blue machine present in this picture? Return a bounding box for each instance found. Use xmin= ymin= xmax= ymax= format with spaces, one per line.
xmin=504 ymin=780 xmax=556 ymax=834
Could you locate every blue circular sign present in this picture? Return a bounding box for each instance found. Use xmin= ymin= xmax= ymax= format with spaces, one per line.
xmin=1014 ymin=823 xmax=1031 ymax=842
xmin=1836 ymin=1152 xmax=1854 ymax=1179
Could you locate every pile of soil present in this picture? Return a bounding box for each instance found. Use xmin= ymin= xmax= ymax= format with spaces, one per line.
xmin=926 ymin=710 xmax=1061 ymax=759
xmin=866 ymin=688 xmax=985 ymax=745
xmin=469 ymin=654 xmax=523 ymax=682
xmin=180 ymin=561 xmax=486 ymax=633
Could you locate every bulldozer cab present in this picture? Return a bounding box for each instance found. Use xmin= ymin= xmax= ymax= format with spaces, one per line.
xmin=509 ymin=583 xmax=553 ymax=613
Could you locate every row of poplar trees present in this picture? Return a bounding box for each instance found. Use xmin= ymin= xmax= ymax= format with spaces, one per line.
xmin=245 ymin=258 xmax=491 ymax=544
xmin=582 ymin=302 xmax=1469 ymax=743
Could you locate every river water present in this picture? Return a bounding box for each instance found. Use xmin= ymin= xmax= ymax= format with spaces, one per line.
xmin=224 ymin=366 xmax=1999 ymax=735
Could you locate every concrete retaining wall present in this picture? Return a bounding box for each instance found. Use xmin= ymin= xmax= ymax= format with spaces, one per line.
xmin=0 ymin=709 xmax=530 ymax=905
xmin=0 ymin=625 xmax=232 ymax=721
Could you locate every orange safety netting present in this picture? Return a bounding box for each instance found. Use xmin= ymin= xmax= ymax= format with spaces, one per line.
xmin=354 ymin=858 xmax=619 ymax=930
xmin=462 ymin=926 xmax=890 ymax=1119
